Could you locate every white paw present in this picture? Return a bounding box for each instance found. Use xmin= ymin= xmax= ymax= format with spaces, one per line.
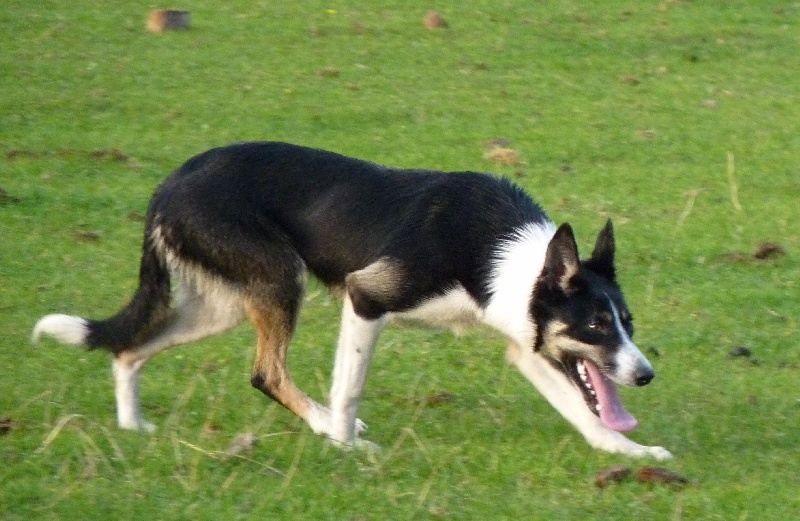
xmin=306 ymin=404 xmax=367 ymax=437
xmin=591 ymin=433 xmax=673 ymax=460
xmin=327 ymin=436 xmax=381 ymax=453
xmin=119 ymin=420 xmax=157 ymax=433
xmin=646 ymin=446 xmax=673 ymax=460
xmin=620 ymin=444 xmax=673 ymax=460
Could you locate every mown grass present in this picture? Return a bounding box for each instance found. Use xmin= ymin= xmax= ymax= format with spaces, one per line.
xmin=2 ymin=1 xmax=799 ymax=519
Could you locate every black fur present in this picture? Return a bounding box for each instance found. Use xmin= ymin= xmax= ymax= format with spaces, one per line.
xmin=88 ymin=141 xmax=552 ymax=350
xmin=86 ymin=239 xmax=171 ymax=352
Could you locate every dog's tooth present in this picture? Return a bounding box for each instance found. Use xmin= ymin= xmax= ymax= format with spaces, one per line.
xmin=596 ymin=403 xmax=603 ymax=412
xmin=589 ymin=389 xmax=596 ymax=396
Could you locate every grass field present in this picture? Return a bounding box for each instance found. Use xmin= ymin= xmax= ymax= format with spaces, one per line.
xmin=2 ymin=1 xmax=799 ymax=519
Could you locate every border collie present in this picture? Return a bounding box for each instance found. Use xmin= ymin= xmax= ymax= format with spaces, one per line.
xmin=33 ymin=142 xmax=671 ymax=459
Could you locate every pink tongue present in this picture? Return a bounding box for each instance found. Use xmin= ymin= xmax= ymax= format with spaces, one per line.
xmin=583 ymin=360 xmax=638 ymax=432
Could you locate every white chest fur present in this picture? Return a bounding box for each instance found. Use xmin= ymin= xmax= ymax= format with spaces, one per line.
xmin=389 ymin=285 xmax=483 ymax=335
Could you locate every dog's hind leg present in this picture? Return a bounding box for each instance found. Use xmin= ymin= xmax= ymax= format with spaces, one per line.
xmin=246 ymin=293 xmax=335 ymax=436
xmin=112 ymin=355 xmax=154 ymax=432
xmin=113 ymin=275 xmax=246 ymax=431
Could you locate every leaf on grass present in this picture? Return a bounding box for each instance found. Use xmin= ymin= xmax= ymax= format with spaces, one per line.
xmin=200 ymin=362 xmax=219 ymax=373
xmin=594 ymin=464 xmax=631 ymax=488
xmin=73 ymin=230 xmax=101 ymax=242
xmin=317 ymin=66 xmax=340 ymax=78
xmin=0 ymin=187 xmax=21 ymax=205
xmin=635 ymin=466 xmax=690 ymax=486
xmin=127 ymin=211 xmax=146 ymax=222
xmin=351 ymin=22 xmax=369 ymax=35
xmin=728 ymin=346 xmax=761 ymax=366
xmin=483 ymin=147 xmax=521 ymax=166
xmin=224 ymin=432 xmax=258 ymax=459
xmin=423 ymin=11 xmax=449 ymax=29
xmin=0 ymin=417 xmax=14 ymax=435
xmin=425 ymin=391 xmax=456 ymax=406
xmin=728 ymin=346 xmax=752 ymax=359
xmin=637 ymin=128 xmax=657 ymax=139
xmin=717 ymin=242 xmax=786 ymax=264
xmin=754 ymin=242 xmax=785 ymax=260
xmin=90 ymin=148 xmax=129 ymax=162
xmin=482 ymin=138 xmax=522 ymax=165
xmin=5 ymin=149 xmax=39 ymax=160
xmin=203 ymin=423 xmax=222 ymax=435
xmin=621 ymin=75 xmax=641 ymax=86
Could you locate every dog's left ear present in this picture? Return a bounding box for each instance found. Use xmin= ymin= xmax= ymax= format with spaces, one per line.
xmin=585 ymin=219 xmax=616 ymax=281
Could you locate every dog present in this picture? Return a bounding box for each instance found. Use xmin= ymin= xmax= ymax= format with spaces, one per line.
xmin=33 ymin=141 xmax=671 ymax=459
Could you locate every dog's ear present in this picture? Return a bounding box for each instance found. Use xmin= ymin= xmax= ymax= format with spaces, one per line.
xmin=542 ymin=223 xmax=582 ymax=294
xmin=585 ymin=219 xmax=616 ymax=281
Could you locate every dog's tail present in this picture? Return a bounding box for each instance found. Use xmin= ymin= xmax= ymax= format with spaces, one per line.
xmin=32 ymin=235 xmax=172 ymax=353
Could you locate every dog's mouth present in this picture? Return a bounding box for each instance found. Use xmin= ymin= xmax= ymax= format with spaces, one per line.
xmin=566 ymin=357 xmax=638 ymax=432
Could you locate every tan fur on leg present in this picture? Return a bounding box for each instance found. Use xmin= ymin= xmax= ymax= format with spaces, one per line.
xmin=246 ymin=302 xmax=330 ymax=434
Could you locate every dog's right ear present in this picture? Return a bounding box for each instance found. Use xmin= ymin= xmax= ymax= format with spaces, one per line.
xmin=542 ymin=223 xmax=582 ymax=294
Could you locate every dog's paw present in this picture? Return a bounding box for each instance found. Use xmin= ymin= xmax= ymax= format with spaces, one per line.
xmin=645 ymin=446 xmax=673 ymax=461
xmin=306 ymin=404 xmax=367 ymax=437
xmin=590 ymin=433 xmax=673 ymax=460
xmin=619 ymin=444 xmax=673 ymax=460
xmin=327 ymin=436 xmax=381 ymax=454
xmin=119 ymin=420 xmax=157 ymax=434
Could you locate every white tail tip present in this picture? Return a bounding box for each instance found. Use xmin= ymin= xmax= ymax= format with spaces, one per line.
xmin=32 ymin=314 xmax=90 ymax=345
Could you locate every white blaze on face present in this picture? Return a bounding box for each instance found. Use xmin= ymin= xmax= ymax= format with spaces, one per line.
xmin=605 ymin=293 xmax=653 ymax=387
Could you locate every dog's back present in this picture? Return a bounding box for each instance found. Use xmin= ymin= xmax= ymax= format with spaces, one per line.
xmin=150 ymin=141 xmax=549 ymax=296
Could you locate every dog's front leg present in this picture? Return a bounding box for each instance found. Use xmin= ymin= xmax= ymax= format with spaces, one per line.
xmin=507 ymin=343 xmax=672 ymax=460
xmin=328 ymin=294 xmax=385 ymax=446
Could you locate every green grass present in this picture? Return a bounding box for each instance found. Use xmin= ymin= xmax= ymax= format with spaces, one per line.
xmin=2 ymin=0 xmax=799 ymax=519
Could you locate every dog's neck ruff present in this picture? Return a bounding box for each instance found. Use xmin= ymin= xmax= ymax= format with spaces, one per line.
xmin=483 ymin=221 xmax=556 ymax=346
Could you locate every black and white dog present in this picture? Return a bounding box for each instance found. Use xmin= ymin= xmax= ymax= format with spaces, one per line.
xmin=33 ymin=142 xmax=671 ymax=459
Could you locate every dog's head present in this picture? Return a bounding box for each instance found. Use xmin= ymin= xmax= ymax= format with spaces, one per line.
xmin=531 ymin=220 xmax=654 ymax=432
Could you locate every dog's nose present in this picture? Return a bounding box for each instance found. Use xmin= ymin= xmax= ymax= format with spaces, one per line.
xmin=635 ymin=368 xmax=654 ymax=386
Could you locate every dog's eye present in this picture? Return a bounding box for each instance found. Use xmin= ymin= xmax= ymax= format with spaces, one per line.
xmin=588 ymin=316 xmax=611 ymax=332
